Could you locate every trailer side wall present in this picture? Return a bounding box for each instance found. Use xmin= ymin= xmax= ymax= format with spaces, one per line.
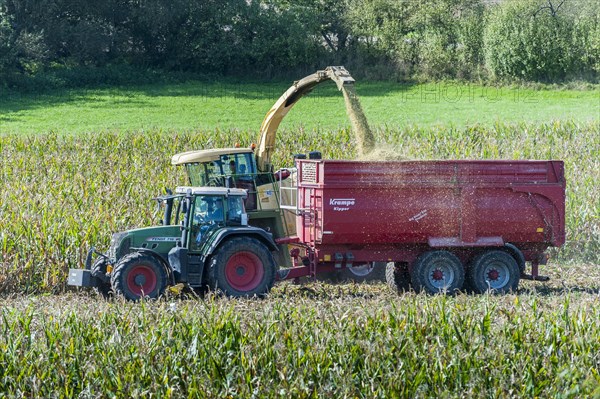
xmin=296 ymin=160 xmax=565 ymax=263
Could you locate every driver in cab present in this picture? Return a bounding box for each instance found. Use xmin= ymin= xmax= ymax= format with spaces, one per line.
xmin=195 ymin=197 xmax=224 ymax=247
xmin=206 ymin=197 xmax=223 ymax=222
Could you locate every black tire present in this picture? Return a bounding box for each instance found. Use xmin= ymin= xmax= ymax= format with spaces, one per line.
xmin=91 ymin=257 xmax=111 ymax=298
xmin=111 ymin=252 xmax=168 ymax=301
xmin=339 ymin=262 xmax=386 ymax=283
xmin=467 ymin=250 xmax=520 ymax=294
xmin=318 ymin=262 xmax=386 ymax=284
xmin=385 ymin=262 xmax=411 ymax=293
xmin=208 ymin=237 xmax=276 ymax=297
xmin=411 ymin=250 xmax=465 ymax=295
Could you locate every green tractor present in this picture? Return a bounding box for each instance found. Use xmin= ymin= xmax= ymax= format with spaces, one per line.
xmin=68 ymin=186 xmax=278 ymax=300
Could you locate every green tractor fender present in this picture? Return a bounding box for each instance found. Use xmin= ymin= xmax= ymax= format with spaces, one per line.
xmin=128 ymin=247 xmax=176 ymax=285
xmin=205 ymin=227 xmax=279 ymax=257
xmin=167 ymin=227 xmax=278 ymax=287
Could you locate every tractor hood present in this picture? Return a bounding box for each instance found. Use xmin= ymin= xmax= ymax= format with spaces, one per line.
xmin=109 ymin=225 xmax=181 ymax=262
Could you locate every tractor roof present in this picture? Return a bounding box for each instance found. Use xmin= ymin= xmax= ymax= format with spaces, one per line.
xmin=171 ymin=147 xmax=253 ymax=165
xmin=175 ymin=186 xmax=248 ymax=198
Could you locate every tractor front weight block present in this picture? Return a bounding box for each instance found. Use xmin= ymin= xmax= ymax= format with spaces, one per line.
xmin=68 ymin=269 xmax=101 ymax=288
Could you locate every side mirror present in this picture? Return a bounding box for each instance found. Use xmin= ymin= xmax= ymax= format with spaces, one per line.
xmin=241 ymin=213 xmax=248 ymax=226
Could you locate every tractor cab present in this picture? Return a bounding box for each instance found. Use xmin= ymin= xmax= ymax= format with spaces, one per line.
xmin=171 ymin=147 xmax=291 ymax=212
xmin=175 ymin=186 xmax=249 ymax=251
xmin=172 ymin=148 xmax=270 ymax=211
xmin=172 ymin=147 xmax=256 ymax=188
xmin=172 ymin=148 xmax=295 ymax=267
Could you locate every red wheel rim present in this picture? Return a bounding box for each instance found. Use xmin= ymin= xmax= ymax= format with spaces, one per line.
xmin=225 ymin=251 xmax=264 ymax=291
xmin=487 ymin=269 xmax=500 ymax=281
xmin=126 ymin=265 xmax=157 ymax=296
xmin=432 ymin=269 xmax=444 ymax=281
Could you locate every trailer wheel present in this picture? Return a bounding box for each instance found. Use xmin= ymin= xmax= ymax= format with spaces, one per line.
xmin=209 ymin=237 xmax=276 ymax=297
xmin=386 ymin=262 xmax=411 ymax=293
xmin=411 ymin=251 xmax=464 ymax=294
xmin=339 ymin=262 xmax=386 ymax=283
xmin=111 ymin=252 xmax=168 ymax=301
xmin=467 ymin=250 xmax=520 ymax=294
xmin=91 ymin=258 xmax=111 ymax=298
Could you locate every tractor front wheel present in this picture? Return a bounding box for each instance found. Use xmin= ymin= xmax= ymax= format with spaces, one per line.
xmin=209 ymin=237 xmax=276 ymax=297
xmin=91 ymin=258 xmax=111 ymax=298
xmin=111 ymin=252 xmax=168 ymax=301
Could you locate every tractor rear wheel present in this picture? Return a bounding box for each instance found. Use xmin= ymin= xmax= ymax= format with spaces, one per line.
xmin=111 ymin=252 xmax=168 ymax=301
xmin=209 ymin=237 xmax=276 ymax=297
xmin=411 ymin=250 xmax=464 ymax=295
xmin=385 ymin=262 xmax=411 ymax=293
xmin=467 ymin=250 xmax=520 ymax=294
xmin=91 ymin=258 xmax=111 ymax=298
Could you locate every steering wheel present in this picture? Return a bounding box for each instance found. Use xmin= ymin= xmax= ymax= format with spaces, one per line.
xmin=194 ymin=213 xmax=206 ymax=224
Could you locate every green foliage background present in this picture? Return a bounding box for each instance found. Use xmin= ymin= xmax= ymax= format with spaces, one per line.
xmin=484 ymin=0 xmax=600 ymax=81
xmin=0 ymin=0 xmax=598 ymax=85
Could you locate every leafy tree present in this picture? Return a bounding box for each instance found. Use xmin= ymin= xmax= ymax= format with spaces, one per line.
xmin=1 ymin=0 xmax=47 ymax=77
xmin=484 ymin=0 xmax=585 ymax=81
xmin=0 ymin=0 xmax=597 ymax=84
xmin=344 ymin=0 xmax=485 ymax=79
xmin=0 ymin=1 xmax=14 ymax=76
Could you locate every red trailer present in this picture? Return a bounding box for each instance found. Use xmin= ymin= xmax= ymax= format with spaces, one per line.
xmin=279 ymin=159 xmax=565 ymax=294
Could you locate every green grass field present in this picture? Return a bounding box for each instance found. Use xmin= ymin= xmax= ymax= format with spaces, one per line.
xmin=1 ymin=80 xmax=599 ymax=397
xmin=1 ymin=81 xmax=598 ymax=134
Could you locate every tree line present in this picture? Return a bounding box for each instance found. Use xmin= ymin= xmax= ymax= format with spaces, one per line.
xmin=1 ymin=0 xmax=598 ymax=86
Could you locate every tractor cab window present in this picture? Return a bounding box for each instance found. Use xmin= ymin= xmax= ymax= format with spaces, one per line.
xmin=193 ymin=196 xmax=224 ymax=224
xmin=227 ymin=196 xmax=245 ymax=224
xmin=191 ymin=195 xmax=225 ymax=249
xmin=221 ymin=153 xmax=255 ymax=179
xmin=185 ymin=153 xmax=255 ymax=188
xmin=221 ymin=153 xmax=258 ymax=208
xmin=185 ymin=163 xmax=219 ymax=187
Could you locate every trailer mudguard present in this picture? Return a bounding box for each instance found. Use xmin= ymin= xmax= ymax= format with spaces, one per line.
xmin=503 ymin=243 xmax=526 ymax=273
